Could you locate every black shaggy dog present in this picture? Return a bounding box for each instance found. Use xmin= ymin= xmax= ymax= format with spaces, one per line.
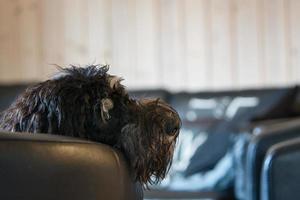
xmin=0 ymin=65 xmax=181 ymax=186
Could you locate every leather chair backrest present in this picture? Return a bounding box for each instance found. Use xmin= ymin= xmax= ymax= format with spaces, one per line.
xmin=0 ymin=132 xmax=142 ymax=200
xmin=261 ymin=138 xmax=300 ymax=200
xmin=246 ymin=119 xmax=300 ymax=200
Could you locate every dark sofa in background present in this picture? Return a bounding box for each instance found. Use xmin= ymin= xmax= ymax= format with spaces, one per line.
xmin=0 ymin=84 xmax=29 ymax=111
xmin=1 ymin=84 xmax=300 ymax=200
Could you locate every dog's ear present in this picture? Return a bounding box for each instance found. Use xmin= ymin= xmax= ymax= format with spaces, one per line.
xmin=100 ymin=98 xmax=114 ymax=123
xmin=108 ymin=76 xmax=123 ymax=90
xmin=118 ymin=124 xmax=145 ymax=181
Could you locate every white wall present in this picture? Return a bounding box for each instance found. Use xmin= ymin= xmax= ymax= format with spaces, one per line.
xmin=0 ymin=0 xmax=299 ymax=91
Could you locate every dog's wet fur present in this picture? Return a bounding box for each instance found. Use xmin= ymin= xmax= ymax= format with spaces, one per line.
xmin=0 ymin=65 xmax=181 ymax=185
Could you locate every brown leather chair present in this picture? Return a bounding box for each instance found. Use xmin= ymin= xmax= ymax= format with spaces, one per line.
xmin=0 ymin=131 xmax=142 ymax=200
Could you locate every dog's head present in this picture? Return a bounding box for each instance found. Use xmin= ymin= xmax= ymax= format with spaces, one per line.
xmin=0 ymin=65 xmax=131 ymax=144
xmin=0 ymin=65 xmax=181 ymax=186
xmin=118 ymin=98 xmax=181 ymax=185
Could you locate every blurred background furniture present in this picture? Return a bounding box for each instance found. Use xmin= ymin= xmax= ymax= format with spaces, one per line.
xmin=260 ymin=138 xmax=300 ymax=200
xmin=0 ymin=84 xmax=29 ymax=111
xmin=244 ymin=119 xmax=300 ymax=200
xmin=261 ymin=138 xmax=300 ymax=200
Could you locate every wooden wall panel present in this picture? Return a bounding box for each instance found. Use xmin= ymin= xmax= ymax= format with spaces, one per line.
xmin=135 ymin=0 xmax=161 ymax=88
xmin=235 ymin=0 xmax=261 ymax=88
xmin=210 ymin=0 xmax=233 ymax=89
xmin=160 ymin=0 xmax=187 ymax=90
xmin=263 ymin=0 xmax=288 ymax=85
xmin=63 ymin=0 xmax=89 ymax=65
xmin=0 ymin=0 xmax=22 ymax=82
xmin=0 ymin=0 xmax=299 ymax=90
xmin=111 ymin=0 xmax=137 ymax=87
xmin=289 ymin=0 xmax=300 ymax=84
xmin=41 ymin=0 xmax=66 ymax=78
xmin=87 ymin=0 xmax=112 ymax=65
xmin=18 ymin=0 xmax=42 ymax=81
xmin=185 ymin=0 xmax=208 ymax=91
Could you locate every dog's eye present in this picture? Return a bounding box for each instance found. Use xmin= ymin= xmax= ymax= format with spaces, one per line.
xmin=165 ymin=123 xmax=179 ymax=136
xmin=170 ymin=128 xmax=179 ymax=137
xmin=171 ymin=127 xmax=179 ymax=135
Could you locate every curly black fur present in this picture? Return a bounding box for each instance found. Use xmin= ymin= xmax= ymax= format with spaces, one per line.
xmin=0 ymin=65 xmax=181 ymax=186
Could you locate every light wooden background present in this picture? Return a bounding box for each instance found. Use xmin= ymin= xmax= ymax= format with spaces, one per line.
xmin=0 ymin=0 xmax=300 ymax=91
